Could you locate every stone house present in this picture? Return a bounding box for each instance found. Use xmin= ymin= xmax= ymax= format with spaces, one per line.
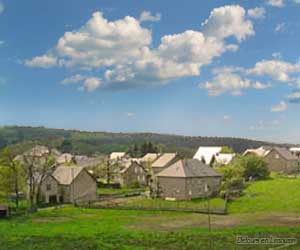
xmin=264 ymin=147 xmax=299 ymax=174
xmin=151 ymin=153 xmax=179 ymax=175
xmin=40 ymin=166 xmax=97 ymax=204
xmin=119 ymin=159 xmax=148 ymax=187
xmin=244 ymin=146 xmax=299 ymax=174
xmin=156 ymin=159 xmax=222 ymax=200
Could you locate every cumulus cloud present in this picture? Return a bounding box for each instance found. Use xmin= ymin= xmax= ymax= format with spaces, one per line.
xmin=271 ymin=101 xmax=288 ymax=112
xmin=200 ymin=67 xmax=270 ymax=96
xmin=62 ymin=74 xmax=101 ymax=92
xmin=139 ymin=11 xmax=161 ymax=22
xmin=81 ymin=77 xmax=101 ymax=92
xmin=266 ymin=0 xmax=284 ymax=7
xmin=272 ymin=52 xmax=282 ymax=59
xmin=25 ymin=5 xmax=254 ymax=91
xmin=248 ymin=7 xmax=266 ymax=19
xmin=287 ymin=91 xmax=300 ymax=103
xmin=24 ymin=54 xmax=58 ymax=68
xmin=247 ymin=60 xmax=300 ymax=82
xmin=202 ymin=5 xmax=254 ymax=42
xmin=61 ymin=74 xmax=86 ymax=84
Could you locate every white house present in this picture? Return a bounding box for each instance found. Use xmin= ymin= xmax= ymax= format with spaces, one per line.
xmin=193 ymin=146 xmax=235 ymax=165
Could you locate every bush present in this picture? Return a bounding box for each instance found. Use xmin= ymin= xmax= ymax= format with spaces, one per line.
xmin=238 ymin=155 xmax=269 ymax=180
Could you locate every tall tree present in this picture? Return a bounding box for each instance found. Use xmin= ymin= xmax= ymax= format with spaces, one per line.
xmin=18 ymin=146 xmax=55 ymax=212
xmin=0 ymin=148 xmax=25 ymax=209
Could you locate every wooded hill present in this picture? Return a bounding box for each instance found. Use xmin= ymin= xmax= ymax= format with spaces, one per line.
xmin=0 ymin=126 xmax=294 ymax=157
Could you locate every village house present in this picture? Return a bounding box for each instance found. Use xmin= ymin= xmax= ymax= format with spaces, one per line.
xmin=290 ymin=147 xmax=300 ymax=158
xmin=193 ymin=146 xmax=235 ymax=166
xmin=244 ymin=146 xmax=300 ymax=174
xmin=40 ymin=166 xmax=97 ymax=204
xmin=119 ymin=159 xmax=148 ymax=187
xmin=156 ymin=159 xmax=222 ymax=200
xmin=151 ymin=153 xmax=179 ymax=175
xmin=110 ymin=152 xmax=127 ymax=161
xmin=141 ymin=153 xmax=160 ymax=163
xmin=56 ymin=153 xmax=74 ymax=165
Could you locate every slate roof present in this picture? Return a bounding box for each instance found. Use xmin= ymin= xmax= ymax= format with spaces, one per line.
xmin=272 ymin=147 xmax=298 ymax=161
xmin=152 ymin=153 xmax=177 ymax=168
xmin=52 ymin=166 xmax=84 ymax=185
xmin=157 ymin=159 xmax=222 ymax=178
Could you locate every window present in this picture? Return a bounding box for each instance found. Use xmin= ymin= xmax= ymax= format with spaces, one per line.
xmin=134 ymin=167 xmax=138 ymax=173
xmin=46 ymin=184 xmax=51 ymax=191
xmin=275 ymin=154 xmax=279 ymax=159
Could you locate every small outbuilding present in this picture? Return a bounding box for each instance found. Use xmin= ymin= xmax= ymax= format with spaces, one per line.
xmin=156 ymin=159 xmax=222 ymax=200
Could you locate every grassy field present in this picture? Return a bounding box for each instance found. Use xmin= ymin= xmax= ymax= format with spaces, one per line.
xmin=1 ymin=175 xmax=300 ymax=250
xmin=228 ymin=176 xmax=300 ymax=213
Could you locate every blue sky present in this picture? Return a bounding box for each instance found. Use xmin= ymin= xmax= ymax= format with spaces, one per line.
xmin=1 ymin=0 xmax=300 ymax=143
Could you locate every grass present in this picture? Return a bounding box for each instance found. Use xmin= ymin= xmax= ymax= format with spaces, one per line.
xmin=2 ymin=175 xmax=300 ymax=249
xmin=228 ymin=175 xmax=300 ymax=213
xmin=1 ymin=206 xmax=300 ymax=250
xmin=124 ymin=197 xmax=226 ymax=212
xmin=97 ymin=187 xmax=146 ymax=196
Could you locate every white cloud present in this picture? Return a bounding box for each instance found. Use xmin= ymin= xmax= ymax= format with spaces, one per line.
xmin=272 ymin=52 xmax=282 ymax=59
xmin=202 ymin=5 xmax=254 ymax=42
xmin=62 ymin=75 xmax=101 ymax=92
xmin=80 ymin=77 xmax=101 ymax=92
xmin=139 ymin=11 xmax=161 ymax=22
xmin=200 ymin=67 xmax=270 ymax=96
xmin=24 ymin=54 xmax=58 ymax=68
xmin=275 ymin=22 xmax=286 ymax=33
xmin=248 ymin=7 xmax=266 ymax=19
xmin=0 ymin=41 xmax=4 ymax=47
xmin=247 ymin=60 xmax=300 ymax=82
xmin=125 ymin=112 xmax=136 ymax=117
xmin=0 ymin=2 xmax=4 ymax=14
xmin=61 ymin=74 xmax=86 ymax=84
xmin=287 ymin=91 xmax=300 ymax=103
xmin=271 ymin=101 xmax=288 ymax=112
xmin=266 ymin=0 xmax=284 ymax=7
xmin=294 ymin=0 xmax=300 ymax=3
xmin=25 ymin=5 xmax=254 ymax=90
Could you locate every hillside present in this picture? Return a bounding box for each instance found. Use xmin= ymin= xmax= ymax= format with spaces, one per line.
xmin=0 ymin=126 xmax=293 ymax=157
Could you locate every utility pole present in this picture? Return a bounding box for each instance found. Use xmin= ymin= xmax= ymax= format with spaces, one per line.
xmin=205 ymin=184 xmax=212 ymax=250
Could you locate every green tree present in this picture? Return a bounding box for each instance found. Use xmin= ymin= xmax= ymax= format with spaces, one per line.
xmin=238 ymin=155 xmax=269 ymax=180
xmin=0 ymin=148 xmax=26 ymax=208
xmin=19 ymin=146 xmax=55 ymax=212
xmin=220 ymin=146 xmax=234 ymax=153
xmin=60 ymin=139 xmax=73 ymax=153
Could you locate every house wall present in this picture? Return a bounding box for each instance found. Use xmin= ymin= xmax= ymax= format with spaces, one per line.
xmin=69 ymin=170 xmax=97 ymax=204
xmin=40 ymin=176 xmax=60 ymax=203
xmin=120 ymin=163 xmax=147 ymax=187
xmin=156 ymin=177 xmax=187 ymax=200
xmin=265 ymin=151 xmax=300 ymax=174
xmin=157 ymin=176 xmax=221 ymax=200
xmin=185 ymin=177 xmax=221 ymax=200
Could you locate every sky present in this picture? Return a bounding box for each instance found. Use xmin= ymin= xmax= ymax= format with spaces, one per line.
xmin=0 ymin=0 xmax=300 ymax=143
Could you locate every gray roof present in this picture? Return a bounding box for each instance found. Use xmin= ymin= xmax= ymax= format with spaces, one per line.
xmin=152 ymin=153 xmax=177 ymax=168
xmin=157 ymin=159 xmax=223 ymax=178
xmin=272 ymin=147 xmax=298 ymax=161
xmin=52 ymin=166 xmax=84 ymax=185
